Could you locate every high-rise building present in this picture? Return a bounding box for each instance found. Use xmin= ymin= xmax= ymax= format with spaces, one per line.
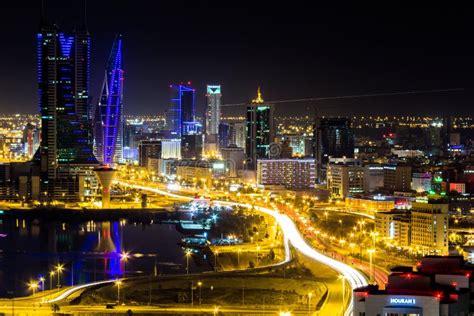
xmin=383 ymin=164 xmax=412 ymax=192
xmin=218 ymin=123 xmax=230 ymax=149
xmin=229 ymin=121 xmax=246 ymax=148
xmin=313 ymin=117 xmax=354 ymax=183
xmin=138 ymin=140 xmax=162 ymax=167
xmin=22 ymin=123 xmax=40 ymax=158
xmin=221 ymin=145 xmax=245 ymax=177
xmin=257 ymin=159 xmax=316 ymax=190
xmin=93 ymin=35 xmax=124 ymax=165
xmin=36 ymin=15 xmax=98 ymax=200
xmin=363 ymin=164 xmax=384 ymax=193
xmin=205 ymin=85 xmax=221 ymax=136
xmin=168 ymin=83 xmax=196 ymax=137
xmin=326 ymin=158 xmax=364 ymax=199
xmin=246 ymin=88 xmax=274 ymax=169
xmin=181 ymin=134 xmax=203 ymax=160
xmin=161 ymin=139 xmax=181 ymax=159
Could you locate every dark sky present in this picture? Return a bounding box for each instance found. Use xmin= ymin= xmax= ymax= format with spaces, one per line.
xmin=0 ymin=1 xmax=471 ymax=116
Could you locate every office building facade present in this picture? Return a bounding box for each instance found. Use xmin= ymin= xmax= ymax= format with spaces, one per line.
xmin=313 ymin=117 xmax=354 ymax=183
xmin=93 ymin=35 xmax=124 ymax=165
xmin=205 ymin=85 xmax=221 ymax=136
xmin=246 ymin=88 xmax=274 ymax=169
xmin=327 ymin=159 xmax=364 ymax=199
xmin=37 ymin=19 xmax=98 ymax=200
xmin=384 ymin=165 xmax=413 ymax=192
xmin=256 ymin=159 xmax=316 ymax=190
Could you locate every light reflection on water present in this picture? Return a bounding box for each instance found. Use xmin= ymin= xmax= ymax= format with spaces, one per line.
xmin=0 ymin=216 xmax=211 ymax=296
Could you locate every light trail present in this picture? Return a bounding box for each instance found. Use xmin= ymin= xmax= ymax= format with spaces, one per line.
xmin=43 ymin=279 xmax=117 ymax=304
xmin=117 ymin=181 xmax=368 ymax=315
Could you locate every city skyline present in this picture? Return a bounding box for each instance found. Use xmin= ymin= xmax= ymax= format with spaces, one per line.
xmin=0 ymin=1 xmax=470 ymax=116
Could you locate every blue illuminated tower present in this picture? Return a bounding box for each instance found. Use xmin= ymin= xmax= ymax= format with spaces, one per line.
xmin=167 ymin=83 xmax=196 ymax=137
xmin=93 ymin=35 xmax=124 ymax=165
xmin=37 ymin=14 xmax=98 ymax=199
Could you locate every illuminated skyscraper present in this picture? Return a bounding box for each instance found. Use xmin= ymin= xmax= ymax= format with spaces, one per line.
xmin=168 ymin=83 xmax=196 ymax=137
xmin=36 ymin=14 xmax=98 ymax=200
xmin=245 ymin=88 xmax=274 ymax=169
xmin=205 ymin=85 xmax=221 ymax=136
xmin=93 ymin=35 xmax=124 ymax=165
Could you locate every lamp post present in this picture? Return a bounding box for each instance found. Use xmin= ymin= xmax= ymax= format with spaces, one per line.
xmin=115 ymin=280 xmax=122 ymax=303
xmin=120 ymin=251 xmax=130 ymax=278
xmin=214 ymin=250 xmax=219 ymax=272
xmin=185 ymin=249 xmax=192 ymax=274
xmin=39 ymin=277 xmax=45 ymax=292
xmin=49 ymin=271 xmax=55 ymax=290
xmin=28 ymin=281 xmax=38 ymax=297
xmin=55 ymin=264 xmax=64 ymax=290
xmin=197 ymin=281 xmax=202 ymax=305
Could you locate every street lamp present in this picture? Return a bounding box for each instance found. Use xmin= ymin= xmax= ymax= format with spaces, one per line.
xmin=367 ymin=248 xmax=376 ymax=283
xmin=214 ymin=250 xmax=219 ymax=272
xmin=120 ymin=251 xmax=130 ymax=278
xmin=197 ymin=281 xmax=202 ymax=305
xmin=28 ymin=281 xmax=38 ymax=296
xmin=49 ymin=271 xmax=55 ymax=290
xmin=39 ymin=277 xmax=45 ymax=291
xmin=115 ymin=280 xmax=122 ymax=303
xmin=55 ymin=264 xmax=64 ymax=290
xmin=185 ymin=249 xmax=192 ymax=274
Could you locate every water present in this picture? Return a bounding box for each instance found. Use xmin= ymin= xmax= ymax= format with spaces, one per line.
xmin=0 ymin=214 xmax=211 ymax=297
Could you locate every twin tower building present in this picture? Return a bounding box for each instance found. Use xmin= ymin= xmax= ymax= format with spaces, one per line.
xmin=36 ymin=12 xmax=123 ymax=202
xmin=35 ymin=16 xmax=222 ymax=203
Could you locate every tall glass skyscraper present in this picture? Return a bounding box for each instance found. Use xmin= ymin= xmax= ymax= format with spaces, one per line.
xmin=37 ymin=17 xmax=97 ymax=199
xmin=168 ymin=83 xmax=196 ymax=137
xmin=93 ymin=35 xmax=124 ymax=165
xmin=246 ymin=88 xmax=274 ymax=169
xmin=205 ymin=85 xmax=221 ymax=136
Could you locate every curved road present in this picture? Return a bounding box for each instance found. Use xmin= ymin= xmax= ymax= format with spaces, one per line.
xmin=118 ymin=181 xmax=368 ymax=316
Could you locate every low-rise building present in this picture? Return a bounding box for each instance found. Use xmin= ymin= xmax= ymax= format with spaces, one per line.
xmin=256 ymin=159 xmax=316 ymax=190
xmin=327 ymin=159 xmax=364 ymax=199
xmin=354 ymin=256 xmax=473 ymax=316
xmin=412 ymin=172 xmax=432 ymax=193
xmin=375 ymin=210 xmax=411 ymax=247
xmin=345 ymin=194 xmax=395 ymax=215
xmin=410 ymin=201 xmax=449 ymax=255
xmin=176 ymin=159 xmax=225 ymax=187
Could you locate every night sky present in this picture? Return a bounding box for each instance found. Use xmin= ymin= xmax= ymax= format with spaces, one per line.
xmin=0 ymin=1 xmax=470 ymax=116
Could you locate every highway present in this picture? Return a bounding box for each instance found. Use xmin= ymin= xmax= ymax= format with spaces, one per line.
xmin=117 ymin=181 xmax=368 ymax=316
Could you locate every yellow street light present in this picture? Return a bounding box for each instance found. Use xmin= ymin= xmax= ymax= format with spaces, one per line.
xmin=39 ymin=277 xmax=45 ymax=291
xmin=28 ymin=281 xmax=39 ymax=296
xmin=115 ymin=280 xmax=122 ymax=303
xmin=55 ymin=264 xmax=64 ymax=289
xmin=185 ymin=249 xmax=192 ymax=274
